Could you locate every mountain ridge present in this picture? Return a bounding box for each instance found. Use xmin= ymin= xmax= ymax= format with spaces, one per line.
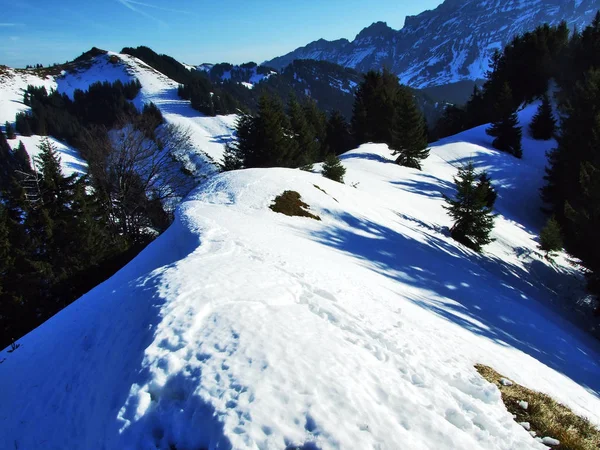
xmin=265 ymin=0 xmax=600 ymax=88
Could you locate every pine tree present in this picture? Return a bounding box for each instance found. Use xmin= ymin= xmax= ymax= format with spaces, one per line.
xmin=352 ymin=69 xmax=429 ymax=169
xmin=321 ymin=154 xmax=346 ymax=183
xmin=325 ymin=111 xmax=353 ymax=156
xmin=539 ymin=216 xmax=563 ymax=257
xmin=564 ymin=161 xmax=600 ymax=291
xmin=444 ymin=161 xmax=496 ymax=252
xmin=15 ymin=112 xmax=32 ymax=137
xmin=475 ymin=172 xmax=497 ymax=208
xmin=302 ymin=99 xmax=328 ymax=159
xmin=236 ymin=95 xmax=298 ymax=168
xmin=393 ymin=86 xmax=430 ymax=169
xmin=220 ymin=142 xmax=244 ymax=171
xmin=288 ymin=95 xmax=319 ymax=167
xmin=4 ymin=122 xmax=15 ymax=140
xmin=14 ymin=141 xmax=31 ymax=172
xmin=486 ymin=83 xmax=522 ymax=158
xmin=529 ymin=94 xmax=556 ymax=140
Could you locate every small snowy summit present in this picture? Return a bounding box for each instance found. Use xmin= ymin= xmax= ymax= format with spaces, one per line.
xmin=1 ymin=103 xmax=599 ymax=449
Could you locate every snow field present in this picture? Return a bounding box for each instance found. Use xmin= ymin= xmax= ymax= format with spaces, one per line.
xmin=1 ymin=102 xmax=599 ymax=449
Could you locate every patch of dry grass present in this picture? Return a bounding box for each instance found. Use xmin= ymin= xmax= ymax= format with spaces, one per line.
xmin=270 ymin=191 xmax=321 ymax=221
xmin=476 ymin=364 xmax=600 ymax=449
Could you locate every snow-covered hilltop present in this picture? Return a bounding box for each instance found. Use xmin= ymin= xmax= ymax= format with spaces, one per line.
xmin=1 ymin=104 xmax=599 ymax=449
xmin=0 ymin=51 xmax=236 ymax=177
xmin=265 ymin=0 xmax=600 ymax=88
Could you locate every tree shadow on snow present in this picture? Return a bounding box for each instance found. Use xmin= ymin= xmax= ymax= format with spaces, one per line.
xmin=310 ymin=211 xmax=600 ymax=396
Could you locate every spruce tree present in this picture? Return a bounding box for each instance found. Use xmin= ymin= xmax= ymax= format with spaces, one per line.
xmin=393 ymin=86 xmax=430 ymax=169
xmin=302 ymin=99 xmax=328 ymax=160
xmin=4 ymin=122 xmax=15 ymax=140
xmin=321 ymin=154 xmax=346 ymax=183
xmin=475 ymin=172 xmax=497 ymax=208
xmin=325 ymin=111 xmax=353 ymax=156
xmin=220 ymin=142 xmax=244 ymax=171
xmin=539 ymin=216 xmax=563 ymax=257
xmin=486 ymin=83 xmax=523 ymax=158
xmin=352 ymin=69 xmax=429 ymax=169
xmin=529 ymin=94 xmax=556 ymax=140
xmin=14 ymin=141 xmax=31 ymax=172
xmin=244 ymin=95 xmax=298 ymax=168
xmin=444 ymin=161 xmax=496 ymax=252
xmin=15 ymin=112 xmax=32 ymax=137
xmin=288 ymin=95 xmax=319 ymax=167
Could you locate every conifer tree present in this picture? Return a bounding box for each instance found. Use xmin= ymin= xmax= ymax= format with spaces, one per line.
xmin=475 ymin=172 xmax=497 ymax=208
xmin=220 ymin=142 xmax=244 ymax=171
xmin=393 ymin=86 xmax=430 ymax=169
xmin=539 ymin=216 xmax=563 ymax=257
xmin=14 ymin=141 xmax=31 ymax=172
xmin=444 ymin=161 xmax=496 ymax=252
xmin=352 ymin=69 xmax=429 ymax=169
xmin=15 ymin=112 xmax=32 ymax=137
xmin=486 ymin=83 xmax=523 ymax=158
xmin=4 ymin=122 xmax=15 ymax=140
xmin=288 ymin=95 xmax=319 ymax=167
xmin=302 ymin=99 xmax=328 ymax=159
xmin=234 ymin=95 xmax=298 ymax=168
xmin=321 ymin=154 xmax=346 ymax=183
xmin=325 ymin=110 xmax=353 ymax=156
xmin=529 ymin=94 xmax=556 ymax=140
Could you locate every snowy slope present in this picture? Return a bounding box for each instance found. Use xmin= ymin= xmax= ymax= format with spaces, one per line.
xmin=55 ymin=52 xmax=237 ymax=176
xmin=0 ymin=52 xmax=237 ymax=178
xmin=1 ymin=104 xmax=598 ymax=449
xmin=0 ymin=67 xmax=87 ymax=177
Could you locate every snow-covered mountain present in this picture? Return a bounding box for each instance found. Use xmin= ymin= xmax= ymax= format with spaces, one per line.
xmin=265 ymin=0 xmax=600 ymax=88
xmin=0 ymin=51 xmax=237 ymax=177
xmin=1 ymin=103 xmax=599 ymax=449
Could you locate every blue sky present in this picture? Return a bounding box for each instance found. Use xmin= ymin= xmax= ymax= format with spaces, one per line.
xmin=0 ymin=0 xmax=444 ymax=68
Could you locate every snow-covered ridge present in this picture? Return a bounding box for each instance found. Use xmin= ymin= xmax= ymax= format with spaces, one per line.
xmin=0 ymin=52 xmax=237 ymax=177
xmin=265 ymin=0 xmax=600 ymax=88
xmin=1 ymin=104 xmax=598 ymax=449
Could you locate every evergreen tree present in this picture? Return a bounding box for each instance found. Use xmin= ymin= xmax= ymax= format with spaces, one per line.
xmin=539 ymin=216 xmax=563 ymax=257
xmin=352 ymin=69 xmax=429 ymax=169
xmin=475 ymin=172 xmax=497 ymax=209
xmin=486 ymin=83 xmax=522 ymax=158
xmin=235 ymin=95 xmax=298 ymax=168
xmin=564 ymin=161 xmax=600 ymax=291
xmin=321 ymin=154 xmax=346 ymax=183
xmin=529 ymin=94 xmax=556 ymax=140
xmin=288 ymin=95 xmax=319 ymax=167
xmin=302 ymin=98 xmax=328 ymax=159
xmin=15 ymin=112 xmax=32 ymax=136
xmin=4 ymin=122 xmax=15 ymax=139
xmin=444 ymin=161 xmax=496 ymax=252
xmin=325 ymin=110 xmax=353 ymax=155
xmin=14 ymin=141 xmax=31 ymax=172
xmin=393 ymin=86 xmax=430 ymax=169
xmin=220 ymin=142 xmax=244 ymax=171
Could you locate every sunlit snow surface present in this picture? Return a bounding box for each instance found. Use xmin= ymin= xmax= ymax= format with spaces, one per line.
xmin=0 ymin=53 xmax=236 ymax=178
xmin=1 ymin=103 xmax=599 ymax=449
